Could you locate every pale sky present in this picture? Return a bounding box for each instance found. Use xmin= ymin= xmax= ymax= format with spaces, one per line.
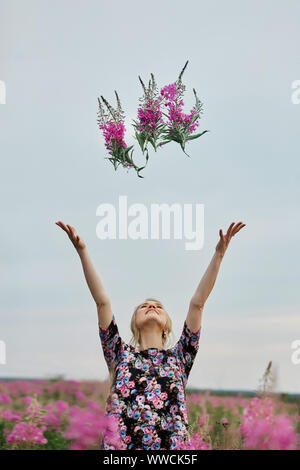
xmin=0 ymin=0 xmax=300 ymax=393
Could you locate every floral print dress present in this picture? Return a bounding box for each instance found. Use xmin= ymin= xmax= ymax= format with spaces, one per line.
xmin=99 ymin=314 xmax=201 ymax=450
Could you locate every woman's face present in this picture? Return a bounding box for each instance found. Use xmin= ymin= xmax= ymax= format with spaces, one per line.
xmin=135 ymin=300 xmax=168 ymax=332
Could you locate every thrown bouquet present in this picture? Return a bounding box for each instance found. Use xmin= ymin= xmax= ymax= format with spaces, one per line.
xmin=97 ymin=60 xmax=208 ymax=178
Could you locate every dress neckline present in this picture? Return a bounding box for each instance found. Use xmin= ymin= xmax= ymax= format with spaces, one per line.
xmin=140 ymin=347 xmax=164 ymax=352
xmin=128 ymin=344 xmax=176 ymax=355
xmin=132 ymin=346 xmax=171 ymax=354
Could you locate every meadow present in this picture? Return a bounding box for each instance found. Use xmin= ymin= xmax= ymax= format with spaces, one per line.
xmin=0 ymin=373 xmax=299 ymax=450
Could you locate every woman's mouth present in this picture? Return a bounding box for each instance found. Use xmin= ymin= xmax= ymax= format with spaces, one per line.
xmin=146 ymin=309 xmax=158 ymax=315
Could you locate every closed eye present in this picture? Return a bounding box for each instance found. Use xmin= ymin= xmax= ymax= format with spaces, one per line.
xmin=141 ymin=304 xmax=163 ymax=309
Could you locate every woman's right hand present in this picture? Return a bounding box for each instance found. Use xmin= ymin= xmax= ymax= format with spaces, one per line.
xmin=55 ymin=221 xmax=86 ymax=252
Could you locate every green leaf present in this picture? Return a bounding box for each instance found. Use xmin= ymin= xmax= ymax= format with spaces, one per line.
xmin=186 ymin=130 xmax=209 ymax=141
xmin=148 ymin=137 xmax=156 ymax=152
xmin=136 ymin=131 xmax=145 ymax=143
xmin=159 ymin=140 xmax=172 ymax=147
xmin=120 ymin=149 xmax=126 ymax=164
xmin=105 ymin=157 xmax=115 ymax=164
xmin=124 ymin=145 xmax=134 ymax=155
xmin=179 ymin=144 xmax=191 ymax=158
xmin=135 ymin=132 xmax=145 ymax=152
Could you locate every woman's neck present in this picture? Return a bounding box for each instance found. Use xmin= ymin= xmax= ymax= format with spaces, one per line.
xmin=139 ymin=327 xmax=164 ymax=351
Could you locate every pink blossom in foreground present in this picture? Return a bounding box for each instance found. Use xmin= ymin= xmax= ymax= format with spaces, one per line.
xmin=63 ymin=405 xmax=122 ymax=450
xmin=5 ymin=422 xmax=48 ymax=445
xmin=2 ymin=409 xmax=23 ymax=421
xmin=176 ymin=431 xmax=211 ymax=450
xmin=101 ymin=414 xmax=124 ymax=450
xmin=240 ymin=397 xmax=298 ymax=450
xmin=42 ymin=400 xmax=69 ymax=431
xmin=63 ymin=405 xmax=103 ymax=450
xmin=1 ymin=379 xmax=299 ymax=450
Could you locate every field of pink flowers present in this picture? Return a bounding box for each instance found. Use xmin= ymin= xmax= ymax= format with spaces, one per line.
xmin=0 ymin=378 xmax=299 ymax=450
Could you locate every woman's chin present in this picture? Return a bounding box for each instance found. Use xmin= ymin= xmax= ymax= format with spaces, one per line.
xmin=141 ymin=315 xmax=161 ymax=326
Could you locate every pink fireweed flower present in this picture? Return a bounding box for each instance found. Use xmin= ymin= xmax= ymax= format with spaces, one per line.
xmin=99 ymin=121 xmax=127 ymax=152
xmin=241 ymin=414 xmax=297 ymax=450
xmin=132 ymin=73 xmax=167 ymax=158
xmin=63 ymin=405 xmax=123 ymax=450
xmin=2 ymin=409 xmax=22 ymax=421
xmin=0 ymin=394 xmax=11 ymax=404
xmin=21 ymin=395 xmax=44 ymax=422
xmin=97 ymin=92 xmax=142 ymax=177
xmin=198 ymin=415 xmax=207 ymax=427
xmin=63 ymin=405 xmax=105 ymax=450
xmin=240 ymin=397 xmax=298 ymax=450
xmin=42 ymin=400 xmax=69 ymax=431
xmin=6 ymin=422 xmax=48 ymax=446
xmin=101 ymin=414 xmax=124 ymax=450
xmin=159 ymin=60 xmax=208 ymax=156
xmin=166 ymin=100 xmax=199 ymax=134
xmin=176 ymin=431 xmax=211 ymax=450
xmin=160 ymin=82 xmax=178 ymax=102
xmin=136 ymin=99 xmax=163 ymax=134
xmin=97 ymin=60 xmax=207 ymax=176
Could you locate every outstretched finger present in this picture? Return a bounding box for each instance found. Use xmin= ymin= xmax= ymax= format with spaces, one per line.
xmin=231 ymin=221 xmax=243 ymax=233
xmin=232 ymin=222 xmax=246 ymax=236
xmin=56 ymin=221 xmax=71 ymax=236
xmin=219 ymin=229 xmax=225 ymax=241
xmin=225 ymin=222 xmax=235 ymax=239
xmin=67 ymin=224 xmax=76 ymax=240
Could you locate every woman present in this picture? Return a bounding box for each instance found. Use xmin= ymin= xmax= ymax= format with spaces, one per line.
xmin=56 ymin=220 xmax=246 ymax=450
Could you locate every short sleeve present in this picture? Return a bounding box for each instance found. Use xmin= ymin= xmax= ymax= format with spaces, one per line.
xmin=99 ymin=314 xmax=124 ymax=371
xmin=173 ymin=320 xmax=201 ymax=386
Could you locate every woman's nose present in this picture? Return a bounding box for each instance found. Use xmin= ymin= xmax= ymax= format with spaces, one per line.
xmin=146 ymin=305 xmax=156 ymax=311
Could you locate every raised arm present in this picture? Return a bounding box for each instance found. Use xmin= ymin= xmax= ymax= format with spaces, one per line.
xmin=55 ymin=221 xmax=113 ymax=329
xmin=186 ymin=221 xmax=246 ymax=332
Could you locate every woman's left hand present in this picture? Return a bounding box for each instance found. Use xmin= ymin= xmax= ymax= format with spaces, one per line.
xmin=216 ymin=221 xmax=246 ymax=257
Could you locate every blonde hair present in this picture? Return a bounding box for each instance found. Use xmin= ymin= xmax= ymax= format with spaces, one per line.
xmin=108 ymin=298 xmax=174 ymax=388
